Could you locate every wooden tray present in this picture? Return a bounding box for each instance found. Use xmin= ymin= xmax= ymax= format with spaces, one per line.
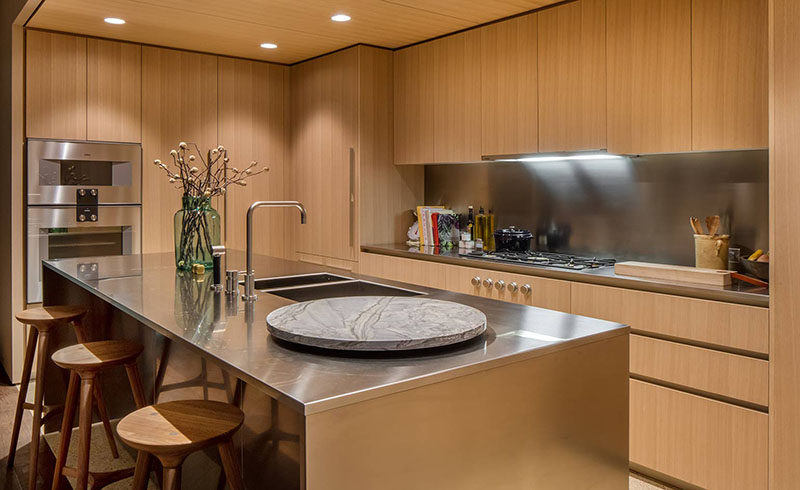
xmin=614 ymin=261 xmax=731 ymax=286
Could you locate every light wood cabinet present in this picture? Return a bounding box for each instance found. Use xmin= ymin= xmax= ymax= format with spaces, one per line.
xmin=630 ymin=379 xmax=768 ymax=489
xmin=691 ymin=0 xmax=768 ymax=150
xmin=141 ymin=47 xmax=218 ymax=254
xmin=359 ymin=252 xmax=448 ymax=290
xmin=393 ymin=43 xmax=435 ymax=164
xmin=480 ymin=13 xmax=538 ymax=156
xmin=290 ymin=48 xmax=359 ymax=263
xmin=607 ymin=0 xmax=692 ymax=154
xmin=537 ymin=0 xmax=606 ymax=152
xmin=26 ymin=30 xmax=86 ymax=140
xmin=571 ymin=282 xmax=768 ymax=354
xmin=87 ymin=39 xmax=141 ymax=143
xmin=218 ymin=57 xmax=290 ymax=259
xmin=432 ymin=30 xmax=482 ymax=162
xmin=630 ymin=334 xmax=768 ymax=406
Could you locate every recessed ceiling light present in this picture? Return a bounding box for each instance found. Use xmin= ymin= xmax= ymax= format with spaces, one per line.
xmin=331 ymin=14 xmax=351 ymax=22
xmin=260 ymin=43 xmax=278 ymax=49
xmin=104 ymin=17 xmax=126 ymax=25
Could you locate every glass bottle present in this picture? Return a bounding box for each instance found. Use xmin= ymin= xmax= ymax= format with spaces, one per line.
xmin=174 ymin=194 xmax=221 ymax=270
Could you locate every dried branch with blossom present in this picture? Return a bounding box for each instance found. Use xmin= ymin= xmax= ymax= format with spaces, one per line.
xmin=154 ymin=141 xmax=268 ymax=198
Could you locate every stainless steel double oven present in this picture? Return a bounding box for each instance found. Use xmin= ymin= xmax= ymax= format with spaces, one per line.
xmin=27 ymin=139 xmax=142 ymax=303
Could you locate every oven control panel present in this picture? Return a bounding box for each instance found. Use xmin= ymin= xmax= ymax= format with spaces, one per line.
xmin=76 ymin=188 xmax=98 ymax=222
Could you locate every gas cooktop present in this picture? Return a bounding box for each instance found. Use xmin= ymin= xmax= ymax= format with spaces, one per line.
xmin=459 ymin=250 xmax=616 ymax=271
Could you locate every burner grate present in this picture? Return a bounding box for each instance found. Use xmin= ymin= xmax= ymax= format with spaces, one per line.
xmin=460 ymin=250 xmax=616 ymax=270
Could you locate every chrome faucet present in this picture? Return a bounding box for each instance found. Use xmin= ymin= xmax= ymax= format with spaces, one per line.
xmin=243 ymin=201 xmax=307 ymax=301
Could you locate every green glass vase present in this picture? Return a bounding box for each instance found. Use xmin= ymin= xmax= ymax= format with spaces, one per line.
xmin=173 ymin=194 xmax=220 ymax=270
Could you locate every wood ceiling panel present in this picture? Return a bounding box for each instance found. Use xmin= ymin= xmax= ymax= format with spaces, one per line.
xmin=28 ymin=0 xmax=562 ymax=63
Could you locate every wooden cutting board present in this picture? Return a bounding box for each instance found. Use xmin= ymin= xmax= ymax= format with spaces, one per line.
xmin=614 ymin=261 xmax=731 ymax=286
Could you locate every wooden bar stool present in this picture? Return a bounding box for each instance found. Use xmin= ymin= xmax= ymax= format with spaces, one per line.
xmin=50 ymin=340 xmax=147 ymax=490
xmin=8 ymin=306 xmax=119 ymax=490
xmin=116 ymin=400 xmax=245 ymax=490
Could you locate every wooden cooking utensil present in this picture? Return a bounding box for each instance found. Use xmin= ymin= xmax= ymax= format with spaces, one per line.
xmin=690 ymin=217 xmax=704 ymax=235
xmin=705 ymin=215 xmax=720 ymax=236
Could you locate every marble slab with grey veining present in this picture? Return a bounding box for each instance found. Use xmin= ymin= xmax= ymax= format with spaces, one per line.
xmin=266 ymin=296 xmax=487 ymax=351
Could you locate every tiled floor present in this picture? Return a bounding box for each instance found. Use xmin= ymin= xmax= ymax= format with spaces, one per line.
xmin=0 ymin=372 xmax=677 ymax=489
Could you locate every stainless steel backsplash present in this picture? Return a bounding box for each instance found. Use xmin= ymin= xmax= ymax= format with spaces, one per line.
xmin=424 ymin=150 xmax=769 ymax=265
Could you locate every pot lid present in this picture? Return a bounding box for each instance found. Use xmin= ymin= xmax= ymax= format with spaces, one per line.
xmin=494 ymin=226 xmax=533 ymax=238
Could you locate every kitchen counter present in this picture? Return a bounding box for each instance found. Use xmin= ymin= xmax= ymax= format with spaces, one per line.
xmin=42 ymin=251 xmax=627 ymax=415
xmin=362 ymin=243 xmax=770 ymax=307
xmin=42 ymin=252 xmax=630 ymax=489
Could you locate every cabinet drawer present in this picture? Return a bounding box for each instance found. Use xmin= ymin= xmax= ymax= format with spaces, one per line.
xmin=630 ymin=334 xmax=768 ymax=406
xmin=630 ymin=379 xmax=767 ymax=489
xmin=571 ymin=283 xmax=768 ymax=354
xmin=358 ymin=253 xmax=447 ymax=289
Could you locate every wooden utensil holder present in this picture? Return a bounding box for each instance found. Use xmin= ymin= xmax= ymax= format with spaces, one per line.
xmin=694 ymin=234 xmax=730 ymax=270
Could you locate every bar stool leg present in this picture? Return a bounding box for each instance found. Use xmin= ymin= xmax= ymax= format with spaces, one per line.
xmin=28 ymin=330 xmax=50 ymax=490
xmin=7 ymin=326 xmax=37 ymax=468
xmin=75 ymin=374 xmax=95 ymax=490
xmin=218 ymin=438 xmax=244 ymax=490
xmin=131 ymin=452 xmax=153 ymax=490
xmin=51 ymin=372 xmax=79 ymax=490
xmin=72 ymin=319 xmax=119 ymax=458
xmin=162 ymin=465 xmax=182 ymax=490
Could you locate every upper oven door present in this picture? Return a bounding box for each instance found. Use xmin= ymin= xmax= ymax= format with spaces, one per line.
xmin=27 ymin=139 xmax=142 ymax=205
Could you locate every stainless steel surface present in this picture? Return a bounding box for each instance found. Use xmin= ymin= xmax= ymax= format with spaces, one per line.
xmin=362 ymin=244 xmax=770 ymax=307
xmin=27 ymin=205 xmax=141 ymax=302
xmin=251 ymin=273 xmax=353 ymax=291
xmin=27 ymin=139 xmax=142 ymax=205
xmin=244 ymin=201 xmax=307 ymax=301
xmin=42 ymin=251 xmax=627 ymax=415
xmin=425 ymin=150 xmax=769 ymax=266
xmin=263 ymin=280 xmax=425 ymax=302
xmin=225 ymin=270 xmax=242 ymax=295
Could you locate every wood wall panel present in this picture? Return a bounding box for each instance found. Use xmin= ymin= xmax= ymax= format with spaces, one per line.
xmin=570 ymin=282 xmax=769 ymax=354
xmin=141 ymin=47 xmax=218 ymax=254
xmin=630 ymin=379 xmax=768 ymax=489
xmin=538 ymin=0 xmax=606 ymax=152
xmin=770 ymin=0 xmax=800 ymax=486
xmin=87 ymin=39 xmax=142 ymax=143
xmin=432 ymin=29 xmax=482 ymax=162
xmin=393 ymin=43 xmax=435 ymax=164
xmin=691 ymin=0 xmax=768 ymax=150
xmin=607 ymin=0 xmax=692 ymax=154
xmin=290 ymin=48 xmax=358 ymax=262
xmin=218 ymin=57 xmax=290 ymax=258
xmin=480 ymin=13 xmax=539 ymax=156
xmin=630 ymin=334 xmax=769 ymax=406
xmin=358 ymin=46 xmax=423 ymax=246
xmin=26 ymin=30 xmax=86 ymax=140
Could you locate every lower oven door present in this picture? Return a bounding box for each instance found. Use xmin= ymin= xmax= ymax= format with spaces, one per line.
xmin=27 ymin=205 xmax=141 ymax=303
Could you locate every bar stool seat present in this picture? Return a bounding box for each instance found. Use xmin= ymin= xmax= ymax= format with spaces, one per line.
xmin=117 ymin=400 xmax=245 ymax=490
xmin=8 ymin=306 xmax=120 ymax=490
xmin=51 ymin=340 xmax=147 ymax=490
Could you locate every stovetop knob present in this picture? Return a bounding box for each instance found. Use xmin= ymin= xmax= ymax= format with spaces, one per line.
xmin=483 ymin=278 xmax=494 ymax=289
xmin=471 ymin=276 xmax=481 ymax=286
xmin=521 ymin=284 xmax=532 ymax=295
xmin=508 ymin=282 xmax=518 ymax=292
xmin=494 ymin=280 xmax=505 ymax=291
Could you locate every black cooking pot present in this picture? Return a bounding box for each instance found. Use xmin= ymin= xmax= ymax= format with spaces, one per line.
xmin=493 ymin=226 xmax=533 ymax=252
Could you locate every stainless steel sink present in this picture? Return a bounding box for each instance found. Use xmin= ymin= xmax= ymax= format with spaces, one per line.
xmin=264 ymin=280 xmax=425 ymax=302
xmin=251 ymin=273 xmax=352 ymax=291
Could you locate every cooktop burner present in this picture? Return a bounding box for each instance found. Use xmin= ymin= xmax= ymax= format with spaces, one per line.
xmin=459 ymin=250 xmax=616 ymax=270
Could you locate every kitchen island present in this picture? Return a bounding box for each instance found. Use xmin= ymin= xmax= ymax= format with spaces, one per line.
xmin=41 ymin=252 xmax=629 ymax=490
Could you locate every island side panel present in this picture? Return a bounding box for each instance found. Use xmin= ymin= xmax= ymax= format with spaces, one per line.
xmin=304 ymin=333 xmax=629 ymax=490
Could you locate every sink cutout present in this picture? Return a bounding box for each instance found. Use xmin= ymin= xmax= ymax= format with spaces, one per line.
xmin=265 ymin=280 xmax=425 ymax=302
xmin=250 ymin=273 xmax=352 ymax=291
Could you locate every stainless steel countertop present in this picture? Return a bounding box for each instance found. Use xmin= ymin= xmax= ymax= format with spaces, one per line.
xmin=44 ymin=252 xmax=627 ymax=415
xmin=361 ymin=244 xmax=770 ymax=308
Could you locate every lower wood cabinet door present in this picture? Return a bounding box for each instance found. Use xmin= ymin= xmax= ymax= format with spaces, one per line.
xmin=630 ymin=379 xmax=768 ymax=489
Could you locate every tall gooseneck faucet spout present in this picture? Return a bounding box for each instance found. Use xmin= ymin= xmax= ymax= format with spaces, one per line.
xmin=244 ymin=201 xmax=307 ymax=301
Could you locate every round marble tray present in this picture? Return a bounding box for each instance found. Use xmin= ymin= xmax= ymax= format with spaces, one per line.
xmin=266 ymin=296 xmax=487 ymax=351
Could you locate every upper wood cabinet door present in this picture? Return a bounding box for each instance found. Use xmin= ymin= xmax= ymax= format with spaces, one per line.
xmin=26 ymin=30 xmax=86 ymax=140
xmin=607 ymin=0 xmax=692 ymax=154
xmin=432 ymin=30 xmax=482 ymax=162
xmin=141 ymin=47 xmax=218 ymax=254
xmin=87 ymin=39 xmax=142 ymax=143
xmin=291 ymin=48 xmax=358 ymax=262
xmin=393 ymin=43 xmax=434 ymax=164
xmin=691 ymin=0 xmax=768 ymax=150
xmin=218 ymin=57 xmax=289 ymax=258
xmin=480 ymin=14 xmax=538 ymax=157
xmin=538 ymin=0 xmax=606 ymax=152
